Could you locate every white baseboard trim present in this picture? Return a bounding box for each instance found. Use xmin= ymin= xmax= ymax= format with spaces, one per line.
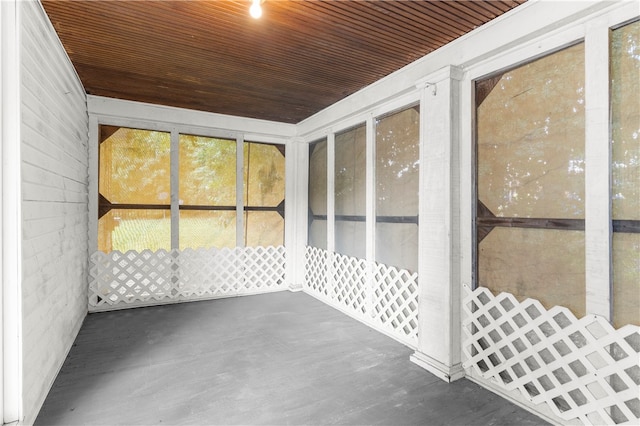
xmin=410 ymin=351 xmax=465 ymax=383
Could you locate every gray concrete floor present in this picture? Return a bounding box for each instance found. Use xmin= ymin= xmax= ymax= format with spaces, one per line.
xmin=35 ymin=291 xmax=546 ymax=425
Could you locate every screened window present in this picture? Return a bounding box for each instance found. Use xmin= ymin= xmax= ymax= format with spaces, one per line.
xmin=98 ymin=126 xmax=171 ymax=252
xmin=178 ymin=134 xmax=236 ymax=250
xmin=308 ymin=138 xmax=328 ymax=249
xmin=243 ymin=141 xmax=285 ymax=247
xmin=611 ymin=20 xmax=640 ymax=328
xmin=335 ymin=124 xmax=366 ymax=259
xmin=375 ymin=106 xmax=420 ymax=273
xmin=475 ymin=43 xmax=586 ymax=317
xmin=98 ymin=127 xmax=285 ymax=252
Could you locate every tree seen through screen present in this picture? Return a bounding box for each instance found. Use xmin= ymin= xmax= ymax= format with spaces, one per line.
xmin=98 ymin=128 xmax=285 ymax=252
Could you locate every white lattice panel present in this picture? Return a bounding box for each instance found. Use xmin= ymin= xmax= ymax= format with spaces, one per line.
xmin=304 ymin=246 xmax=328 ymax=297
xmin=372 ymin=262 xmax=419 ymax=344
xmin=463 ymin=285 xmax=640 ymax=425
xmin=332 ymin=252 xmax=368 ymax=316
xmin=174 ymin=248 xmax=241 ymax=297
xmin=89 ymin=246 xmax=286 ymax=311
xmin=89 ymin=249 xmax=174 ymax=307
xmin=241 ymin=246 xmax=286 ymax=291
xmin=304 ymin=246 xmax=419 ymax=348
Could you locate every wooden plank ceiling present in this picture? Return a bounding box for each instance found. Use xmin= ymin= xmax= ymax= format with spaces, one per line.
xmin=42 ymin=0 xmax=526 ymax=124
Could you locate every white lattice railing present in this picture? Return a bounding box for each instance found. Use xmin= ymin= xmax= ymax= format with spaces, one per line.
xmin=463 ymin=285 xmax=640 ymax=425
xmin=304 ymin=246 xmax=418 ymax=347
xmin=89 ymin=246 xmax=286 ymax=312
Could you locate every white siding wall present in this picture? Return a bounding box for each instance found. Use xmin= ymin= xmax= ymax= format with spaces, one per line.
xmin=20 ymin=2 xmax=88 ymax=424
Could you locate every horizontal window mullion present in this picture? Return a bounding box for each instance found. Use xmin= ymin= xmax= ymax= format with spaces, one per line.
xmin=613 ymin=220 xmax=640 ymax=234
xmin=476 ymin=217 xmax=585 ymax=231
xmin=328 ymin=214 xmax=419 ymax=224
xmin=98 ymin=203 xmax=170 ymax=219
xmin=178 ymin=205 xmax=285 ymax=212
xmin=178 ymin=205 xmax=236 ymax=211
xmin=100 ymin=204 xmax=170 ymax=210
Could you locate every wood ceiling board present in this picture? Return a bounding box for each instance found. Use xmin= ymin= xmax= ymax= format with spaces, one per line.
xmin=42 ymin=0 xmax=526 ymax=124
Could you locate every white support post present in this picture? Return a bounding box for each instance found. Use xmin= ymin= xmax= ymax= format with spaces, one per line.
xmin=1 ymin=0 xmax=22 ymax=422
xmin=88 ymin=116 xmax=99 ymax=254
xmin=286 ymin=137 xmax=307 ymax=291
xmin=327 ymin=132 xmax=336 ymax=297
xmin=0 ymin=3 xmax=4 ymax=418
xmin=584 ymin=19 xmax=611 ymax=320
xmin=410 ymin=66 xmax=465 ymax=383
xmin=365 ymin=116 xmax=375 ymax=317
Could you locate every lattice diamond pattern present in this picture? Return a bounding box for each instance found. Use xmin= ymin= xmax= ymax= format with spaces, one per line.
xmin=175 ymin=247 xmax=241 ymax=297
xmin=304 ymin=246 xmax=419 ymax=348
xmin=332 ymin=252 xmax=368 ymax=316
xmin=89 ymin=250 xmax=173 ymax=306
xmin=242 ymin=246 xmax=286 ymax=291
xmin=372 ymin=262 xmax=419 ymax=342
xmin=304 ymin=246 xmax=328 ymax=298
xmin=89 ymin=246 xmax=286 ymax=311
xmin=463 ymin=286 xmax=640 ymax=425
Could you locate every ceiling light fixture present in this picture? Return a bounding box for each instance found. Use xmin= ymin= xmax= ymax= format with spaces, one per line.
xmin=249 ymin=0 xmax=262 ymax=19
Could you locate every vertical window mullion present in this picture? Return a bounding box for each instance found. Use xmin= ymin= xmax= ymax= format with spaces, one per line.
xmin=366 ymin=116 xmax=375 ymax=264
xmin=170 ymin=129 xmax=179 ymax=250
xmin=584 ymin=21 xmax=612 ymax=320
xmin=327 ymin=133 xmax=336 ymax=254
xmin=365 ymin=116 xmax=375 ymax=317
xmin=236 ymin=135 xmax=244 ymax=248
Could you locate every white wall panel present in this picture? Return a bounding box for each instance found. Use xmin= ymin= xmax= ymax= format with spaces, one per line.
xmin=19 ymin=2 xmax=88 ymax=424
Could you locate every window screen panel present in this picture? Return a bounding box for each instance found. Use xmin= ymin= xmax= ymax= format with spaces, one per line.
xmin=243 ymin=142 xmax=285 ymax=247
xmin=308 ymin=220 xmax=327 ymax=250
xmin=335 ymin=220 xmax=366 ymax=260
xmin=98 ymin=126 xmax=171 ymax=252
xmin=179 ymin=210 xmax=236 ymax=250
xmin=611 ymin=20 xmax=640 ymax=327
xmin=244 ymin=211 xmax=284 ymax=247
xmin=98 ymin=209 xmax=171 ymax=253
xmin=99 ymin=127 xmax=171 ymax=205
xmin=179 ymin=135 xmax=236 ymax=206
xmin=375 ymin=106 xmax=419 ymax=272
xmin=375 ymin=222 xmax=418 ymax=273
xmin=308 ymin=139 xmax=328 ymax=249
xmin=243 ymin=142 xmax=285 ymax=207
xmin=475 ymin=43 xmax=586 ymax=317
xmin=335 ymin=125 xmax=366 ymax=258
xmin=479 ymin=228 xmax=586 ymax=317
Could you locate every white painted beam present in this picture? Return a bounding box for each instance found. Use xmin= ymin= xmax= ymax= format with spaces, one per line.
xmin=87 ymin=95 xmax=296 ymax=141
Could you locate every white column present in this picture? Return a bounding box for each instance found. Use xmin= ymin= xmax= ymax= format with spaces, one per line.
xmin=1 ymin=0 xmax=23 ymax=421
xmin=584 ymin=19 xmax=611 ymax=320
xmin=87 ymin=116 xmax=99 ymax=254
xmin=286 ymin=137 xmax=307 ymax=291
xmin=365 ymin=116 xmax=375 ymax=316
xmin=410 ymin=65 xmax=465 ymax=382
xmin=327 ymin=132 xmax=336 ymax=298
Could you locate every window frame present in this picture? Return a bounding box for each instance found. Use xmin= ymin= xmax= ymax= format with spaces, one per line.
xmin=303 ymin=90 xmax=422 ymax=267
xmin=90 ymin=115 xmax=288 ymax=253
xmin=462 ymin=6 xmax=640 ymax=324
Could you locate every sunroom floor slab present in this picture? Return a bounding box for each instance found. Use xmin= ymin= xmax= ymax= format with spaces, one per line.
xmin=35 ymin=291 xmax=547 ymax=426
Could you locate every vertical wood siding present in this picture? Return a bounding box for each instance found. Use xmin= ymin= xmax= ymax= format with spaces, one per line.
xmin=20 ymin=2 xmax=88 ymax=424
